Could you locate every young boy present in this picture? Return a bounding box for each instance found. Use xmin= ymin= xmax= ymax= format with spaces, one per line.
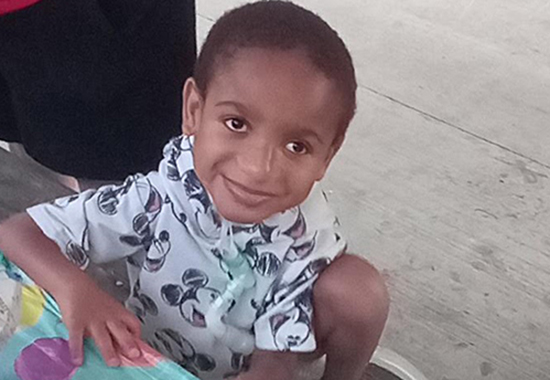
xmin=0 ymin=2 xmax=389 ymax=380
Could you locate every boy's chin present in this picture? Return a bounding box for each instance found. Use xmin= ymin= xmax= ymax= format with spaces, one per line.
xmin=214 ymin=199 xmax=285 ymax=225
xmin=216 ymin=205 xmax=268 ymax=225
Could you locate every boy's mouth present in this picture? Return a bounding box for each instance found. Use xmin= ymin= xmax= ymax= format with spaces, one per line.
xmin=222 ymin=176 xmax=276 ymax=206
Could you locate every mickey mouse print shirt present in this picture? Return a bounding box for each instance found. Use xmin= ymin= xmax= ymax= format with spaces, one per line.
xmin=27 ymin=136 xmax=346 ymax=380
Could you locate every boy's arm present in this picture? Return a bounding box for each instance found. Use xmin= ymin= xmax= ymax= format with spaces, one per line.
xmin=0 ymin=213 xmax=89 ymax=298
xmin=0 ymin=213 xmax=143 ymax=366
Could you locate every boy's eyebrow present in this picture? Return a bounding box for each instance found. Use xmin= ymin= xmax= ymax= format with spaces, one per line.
xmin=214 ymin=100 xmax=250 ymax=114
xmin=294 ymin=128 xmax=324 ymax=144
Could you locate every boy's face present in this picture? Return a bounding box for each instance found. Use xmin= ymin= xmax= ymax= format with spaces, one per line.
xmin=183 ymin=48 xmax=345 ymax=224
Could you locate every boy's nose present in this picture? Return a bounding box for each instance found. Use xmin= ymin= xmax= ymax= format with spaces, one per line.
xmin=237 ymin=145 xmax=275 ymax=180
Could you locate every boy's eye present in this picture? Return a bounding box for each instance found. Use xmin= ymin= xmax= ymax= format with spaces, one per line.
xmin=224 ymin=118 xmax=247 ymax=133
xmin=286 ymin=141 xmax=308 ymax=155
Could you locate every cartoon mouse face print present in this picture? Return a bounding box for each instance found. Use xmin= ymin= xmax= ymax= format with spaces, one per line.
xmin=280 ymin=208 xmax=319 ymax=263
xmin=268 ymin=287 xmax=313 ymax=350
xmin=285 ymin=231 xmax=317 ymax=263
xmin=143 ymin=230 xmax=171 ymax=272
xmin=281 ymin=207 xmax=307 ymax=239
xmin=237 ymin=208 xmax=313 ymax=278
xmin=128 ymin=279 xmax=159 ymax=322
xmin=116 ymin=180 xmax=171 ymax=272
xmin=165 ymin=135 xmax=193 ymax=181
xmin=182 ymin=169 xmax=222 ymax=240
xmin=241 ymin=237 xmax=282 ymax=277
xmin=120 ymin=228 xmax=171 ymax=273
xmin=183 ymin=169 xmax=210 ymax=212
xmin=280 ymin=257 xmax=331 ymax=303
xmin=269 ymin=303 xmax=312 ymax=350
xmin=165 ymin=195 xmax=188 ymax=227
xmin=65 ymin=241 xmax=89 ymax=269
xmin=148 ymin=328 xmax=216 ymax=375
xmin=260 ymin=207 xmax=318 ymax=263
xmin=96 ymin=176 xmax=135 ymax=215
xmin=259 ymin=206 xmax=306 ymax=242
xmin=133 ymin=180 xmax=164 ymax=232
xmin=166 ymin=136 xmax=184 ymax=181
xmin=98 ymin=177 xmax=162 ymax=220
xmin=161 ymin=268 xmax=221 ymax=328
xmin=256 ymin=257 xmax=331 ymax=322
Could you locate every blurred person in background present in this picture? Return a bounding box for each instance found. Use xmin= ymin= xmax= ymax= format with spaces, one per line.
xmin=0 ymin=0 xmax=196 ymax=191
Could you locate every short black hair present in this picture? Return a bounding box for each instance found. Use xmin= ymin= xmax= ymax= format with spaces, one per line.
xmin=194 ymin=1 xmax=357 ymax=135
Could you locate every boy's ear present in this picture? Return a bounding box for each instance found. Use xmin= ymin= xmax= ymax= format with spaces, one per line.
xmin=182 ymin=78 xmax=203 ymax=136
xmin=315 ymin=133 xmax=345 ymax=181
xmin=329 ymin=133 xmax=345 ymax=160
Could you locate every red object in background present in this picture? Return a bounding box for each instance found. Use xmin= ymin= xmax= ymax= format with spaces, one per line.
xmin=0 ymin=0 xmax=41 ymax=15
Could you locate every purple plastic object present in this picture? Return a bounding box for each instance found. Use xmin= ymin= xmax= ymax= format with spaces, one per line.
xmin=14 ymin=338 xmax=78 ymax=380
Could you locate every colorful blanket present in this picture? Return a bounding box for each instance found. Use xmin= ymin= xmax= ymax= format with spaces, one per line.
xmin=0 ymin=252 xmax=197 ymax=380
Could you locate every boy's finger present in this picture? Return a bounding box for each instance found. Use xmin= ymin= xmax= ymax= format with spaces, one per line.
xmin=68 ymin=327 xmax=84 ymax=366
xmin=121 ymin=313 xmax=142 ymax=337
xmin=90 ymin=324 xmax=120 ymax=367
xmin=106 ymin=320 xmax=141 ymax=359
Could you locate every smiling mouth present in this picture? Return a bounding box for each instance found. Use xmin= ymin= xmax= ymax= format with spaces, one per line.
xmin=223 ymin=177 xmax=276 ymax=205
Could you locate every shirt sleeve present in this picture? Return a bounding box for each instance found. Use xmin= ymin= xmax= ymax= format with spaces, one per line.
xmin=27 ymin=172 xmax=167 ymax=269
xmin=253 ymin=187 xmax=346 ymax=352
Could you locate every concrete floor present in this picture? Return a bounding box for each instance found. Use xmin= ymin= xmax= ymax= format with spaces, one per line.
xmin=197 ymin=1 xmax=550 ymax=379
xmin=1 ymin=1 xmax=550 ymax=379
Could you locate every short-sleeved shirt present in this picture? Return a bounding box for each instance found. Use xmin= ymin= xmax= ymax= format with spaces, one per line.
xmin=27 ymin=136 xmax=346 ymax=380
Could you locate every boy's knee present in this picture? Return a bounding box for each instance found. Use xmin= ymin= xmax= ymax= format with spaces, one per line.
xmin=313 ymin=254 xmax=389 ymax=340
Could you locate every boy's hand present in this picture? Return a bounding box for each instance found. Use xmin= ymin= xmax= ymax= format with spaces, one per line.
xmin=55 ymin=277 xmax=143 ymax=367
xmin=0 ymin=214 xmax=144 ymax=367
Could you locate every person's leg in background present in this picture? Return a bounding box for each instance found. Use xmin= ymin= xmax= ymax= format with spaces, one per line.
xmin=6 ymin=143 xmax=80 ymax=192
xmin=7 ymin=142 xmax=120 ymax=191
xmin=0 ymin=0 xmax=197 ymax=190
xmin=1 ymin=42 xmax=80 ymax=191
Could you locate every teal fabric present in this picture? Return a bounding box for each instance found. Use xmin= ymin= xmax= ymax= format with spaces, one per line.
xmin=0 ymin=251 xmax=197 ymax=380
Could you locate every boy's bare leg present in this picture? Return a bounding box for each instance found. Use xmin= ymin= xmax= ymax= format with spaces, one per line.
xmin=311 ymin=253 xmax=390 ymax=380
xmin=236 ymin=253 xmax=389 ymax=380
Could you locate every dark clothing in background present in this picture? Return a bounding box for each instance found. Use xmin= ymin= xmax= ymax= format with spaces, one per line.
xmin=0 ymin=0 xmax=42 ymax=15
xmin=0 ymin=0 xmax=196 ymax=180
